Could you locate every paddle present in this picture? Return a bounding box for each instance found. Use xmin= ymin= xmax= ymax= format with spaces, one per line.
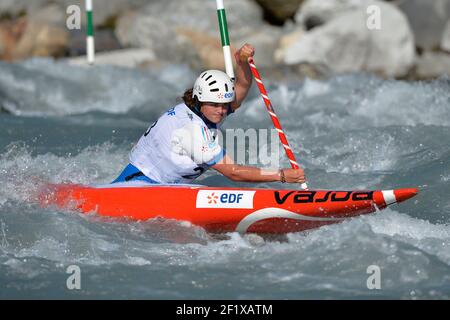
xmin=215 ymin=0 xmax=308 ymax=189
xmin=247 ymin=58 xmax=308 ymax=190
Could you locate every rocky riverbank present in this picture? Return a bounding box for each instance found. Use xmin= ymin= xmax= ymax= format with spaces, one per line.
xmin=1 ymin=0 xmax=449 ymax=80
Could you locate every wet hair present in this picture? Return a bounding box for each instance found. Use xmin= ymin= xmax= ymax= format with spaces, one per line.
xmin=181 ymin=88 xmax=200 ymax=110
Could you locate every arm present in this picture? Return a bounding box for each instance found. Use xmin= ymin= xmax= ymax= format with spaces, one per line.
xmin=212 ymin=154 xmax=306 ymax=184
xmin=231 ymin=43 xmax=255 ymax=111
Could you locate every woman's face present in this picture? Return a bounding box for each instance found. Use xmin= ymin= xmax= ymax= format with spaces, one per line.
xmin=200 ymin=102 xmax=229 ymax=123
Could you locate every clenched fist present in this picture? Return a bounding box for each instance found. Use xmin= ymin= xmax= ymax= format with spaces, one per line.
xmin=234 ymin=43 xmax=255 ymax=64
xmin=280 ymin=168 xmax=306 ymax=184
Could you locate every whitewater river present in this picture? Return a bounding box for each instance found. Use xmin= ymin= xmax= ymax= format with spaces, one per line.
xmin=0 ymin=58 xmax=449 ymax=299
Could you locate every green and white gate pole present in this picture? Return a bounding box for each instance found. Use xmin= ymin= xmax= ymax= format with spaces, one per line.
xmin=215 ymin=0 xmax=235 ymax=81
xmin=86 ymin=0 xmax=95 ymax=65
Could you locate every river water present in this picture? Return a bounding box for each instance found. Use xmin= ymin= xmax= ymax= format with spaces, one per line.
xmin=0 ymin=58 xmax=449 ymax=299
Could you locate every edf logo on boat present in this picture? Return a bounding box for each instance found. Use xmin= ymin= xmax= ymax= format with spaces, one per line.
xmin=196 ymin=190 xmax=255 ymax=209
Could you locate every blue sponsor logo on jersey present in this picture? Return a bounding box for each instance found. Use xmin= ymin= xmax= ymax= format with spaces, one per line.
xmin=220 ymin=193 xmax=244 ymax=204
xmin=167 ymin=107 xmax=176 ymax=116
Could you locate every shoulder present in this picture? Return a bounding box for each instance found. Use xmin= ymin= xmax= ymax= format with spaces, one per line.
xmin=170 ymin=103 xmax=203 ymax=123
xmin=158 ymin=104 xmax=197 ymax=128
xmin=166 ymin=103 xmax=185 ymax=116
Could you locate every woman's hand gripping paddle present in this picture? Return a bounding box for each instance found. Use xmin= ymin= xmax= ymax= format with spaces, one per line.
xmin=248 ymin=57 xmax=308 ymax=190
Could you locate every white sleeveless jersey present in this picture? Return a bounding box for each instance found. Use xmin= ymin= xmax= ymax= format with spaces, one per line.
xmin=129 ymin=103 xmax=225 ymax=184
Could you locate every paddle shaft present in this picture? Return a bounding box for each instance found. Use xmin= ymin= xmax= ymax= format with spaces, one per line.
xmin=248 ymin=57 xmax=308 ymax=190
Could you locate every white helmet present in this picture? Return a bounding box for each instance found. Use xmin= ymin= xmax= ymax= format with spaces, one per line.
xmin=192 ymin=70 xmax=235 ymax=103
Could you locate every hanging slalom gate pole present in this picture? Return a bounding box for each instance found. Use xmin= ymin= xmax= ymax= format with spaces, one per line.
xmin=248 ymin=57 xmax=308 ymax=190
xmin=86 ymin=0 xmax=95 ymax=65
xmin=215 ymin=0 xmax=235 ymax=81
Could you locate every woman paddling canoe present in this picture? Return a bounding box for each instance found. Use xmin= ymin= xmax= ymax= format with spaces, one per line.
xmin=113 ymin=44 xmax=306 ymax=185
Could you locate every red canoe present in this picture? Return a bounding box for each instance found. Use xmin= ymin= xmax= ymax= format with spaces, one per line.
xmin=38 ymin=182 xmax=418 ymax=234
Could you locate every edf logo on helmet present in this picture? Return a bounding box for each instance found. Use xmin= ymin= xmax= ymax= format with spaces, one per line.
xmin=217 ymin=92 xmax=233 ymax=100
xmin=193 ymin=70 xmax=235 ymax=104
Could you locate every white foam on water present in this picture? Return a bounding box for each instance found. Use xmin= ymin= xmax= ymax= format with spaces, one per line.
xmin=302 ymin=78 xmax=331 ymax=97
xmin=0 ymin=58 xmax=175 ymax=116
xmin=367 ymin=209 xmax=450 ymax=241
xmin=355 ymin=79 xmax=450 ymax=127
xmin=0 ymin=142 xmax=129 ymax=205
